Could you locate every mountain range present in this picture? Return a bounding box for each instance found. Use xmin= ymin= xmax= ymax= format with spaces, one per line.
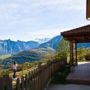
xmin=0 ymin=39 xmax=40 ymax=55
xmin=0 ymin=36 xmax=90 ymax=55
xmin=0 ymin=35 xmax=61 ymax=55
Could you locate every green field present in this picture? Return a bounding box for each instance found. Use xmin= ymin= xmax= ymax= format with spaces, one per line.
xmin=0 ymin=54 xmax=12 ymax=60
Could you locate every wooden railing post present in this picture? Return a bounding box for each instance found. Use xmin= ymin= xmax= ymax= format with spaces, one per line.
xmin=16 ymin=78 xmax=21 ymax=90
xmin=2 ymin=75 xmax=12 ymax=90
xmin=0 ymin=77 xmax=4 ymax=90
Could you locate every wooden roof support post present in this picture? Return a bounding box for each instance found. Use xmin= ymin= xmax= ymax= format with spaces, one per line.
xmin=75 ymin=42 xmax=78 ymax=66
xmin=86 ymin=0 xmax=90 ymax=19
xmin=70 ymin=41 xmax=74 ymax=66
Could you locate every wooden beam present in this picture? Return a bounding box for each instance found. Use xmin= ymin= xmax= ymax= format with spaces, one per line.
xmin=65 ymin=36 xmax=90 ymax=43
xmin=86 ymin=0 xmax=90 ymax=19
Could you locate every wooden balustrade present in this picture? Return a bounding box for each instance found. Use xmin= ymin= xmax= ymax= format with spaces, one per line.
xmin=0 ymin=60 xmax=64 ymax=90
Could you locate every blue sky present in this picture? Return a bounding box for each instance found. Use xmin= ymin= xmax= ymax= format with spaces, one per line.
xmin=0 ymin=0 xmax=89 ymax=41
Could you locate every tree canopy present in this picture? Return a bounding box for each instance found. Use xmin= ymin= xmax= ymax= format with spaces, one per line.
xmin=55 ymin=38 xmax=69 ymax=60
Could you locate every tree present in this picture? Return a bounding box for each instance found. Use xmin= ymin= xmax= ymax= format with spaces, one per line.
xmin=55 ymin=38 xmax=69 ymax=61
xmin=77 ymin=48 xmax=87 ymax=61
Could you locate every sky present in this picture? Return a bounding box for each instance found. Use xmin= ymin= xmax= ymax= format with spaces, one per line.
xmin=0 ymin=0 xmax=89 ymax=41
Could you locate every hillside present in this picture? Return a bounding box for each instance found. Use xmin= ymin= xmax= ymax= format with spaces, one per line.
xmin=1 ymin=48 xmax=55 ymax=67
xmin=39 ymin=35 xmax=62 ymax=49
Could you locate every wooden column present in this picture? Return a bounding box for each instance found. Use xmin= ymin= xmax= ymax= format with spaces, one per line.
xmin=70 ymin=41 xmax=74 ymax=66
xmin=86 ymin=0 xmax=90 ymax=19
xmin=75 ymin=42 xmax=78 ymax=65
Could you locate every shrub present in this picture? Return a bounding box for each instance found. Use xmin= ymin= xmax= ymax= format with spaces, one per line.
xmin=77 ymin=48 xmax=87 ymax=61
xmin=2 ymin=69 xmax=10 ymax=76
xmin=85 ymin=53 xmax=90 ymax=61
xmin=51 ymin=65 xmax=70 ymax=84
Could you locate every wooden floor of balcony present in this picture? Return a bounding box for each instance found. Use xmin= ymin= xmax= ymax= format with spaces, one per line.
xmin=47 ymin=62 xmax=90 ymax=90
xmin=66 ymin=62 xmax=90 ymax=85
xmin=47 ymin=84 xmax=90 ymax=90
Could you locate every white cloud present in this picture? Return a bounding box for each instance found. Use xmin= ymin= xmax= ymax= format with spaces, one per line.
xmin=0 ymin=0 xmax=88 ymax=41
xmin=30 ymin=0 xmax=85 ymax=11
xmin=0 ymin=0 xmax=85 ymax=20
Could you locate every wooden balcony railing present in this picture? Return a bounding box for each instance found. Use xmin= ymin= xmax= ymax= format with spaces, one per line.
xmin=0 ymin=60 xmax=65 ymax=90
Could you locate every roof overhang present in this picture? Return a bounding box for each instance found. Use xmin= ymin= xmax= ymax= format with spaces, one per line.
xmin=61 ymin=25 xmax=90 ymax=43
